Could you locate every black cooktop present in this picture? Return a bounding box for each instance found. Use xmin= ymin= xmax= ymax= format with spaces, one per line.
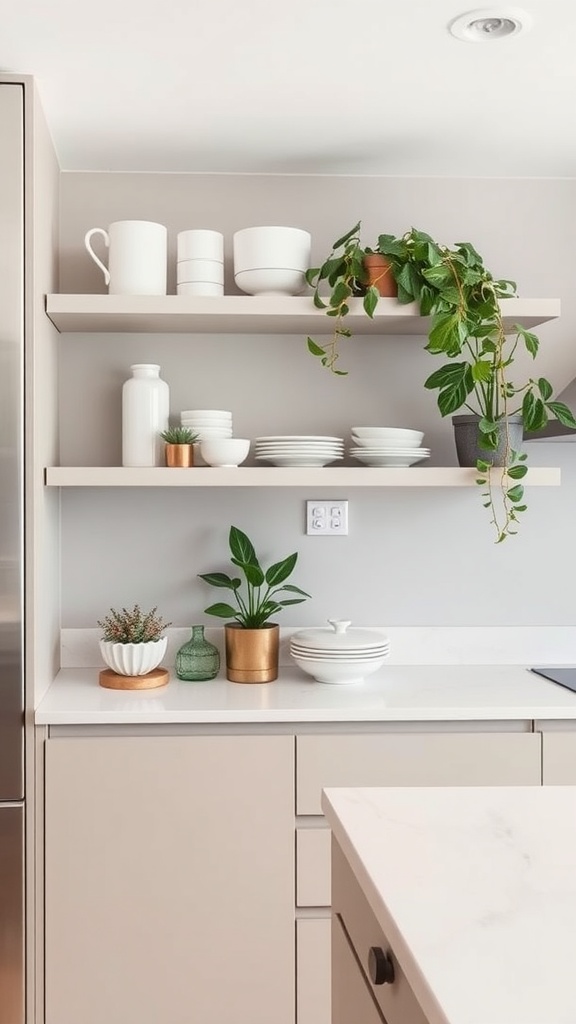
xmin=531 ymin=667 xmax=576 ymax=694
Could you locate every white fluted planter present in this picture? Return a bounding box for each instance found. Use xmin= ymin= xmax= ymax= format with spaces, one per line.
xmin=99 ymin=637 xmax=167 ymax=676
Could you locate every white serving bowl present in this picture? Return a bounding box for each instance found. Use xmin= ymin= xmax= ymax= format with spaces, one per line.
xmin=234 ymin=267 xmax=307 ymax=296
xmin=100 ymin=637 xmax=167 ymax=676
xmin=290 ymin=652 xmax=388 ymax=685
xmin=177 ymin=282 xmax=224 ymax=296
xmin=200 ymin=438 xmax=250 ymax=467
xmin=351 ymin=427 xmax=425 ymax=445
xmin=233 ymin=225 xmax=311 ymax=274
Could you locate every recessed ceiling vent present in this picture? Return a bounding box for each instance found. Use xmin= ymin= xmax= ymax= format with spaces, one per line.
xmin=449 ymin=7 xmax=533 ymax=41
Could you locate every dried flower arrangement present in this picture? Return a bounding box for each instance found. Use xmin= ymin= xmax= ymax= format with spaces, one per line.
xmin=97 ymin=604 xmax=171 ymax=644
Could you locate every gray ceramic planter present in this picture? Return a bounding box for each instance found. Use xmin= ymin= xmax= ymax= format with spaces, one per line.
xmin=452 ymin=414 xmax=524 ymax=467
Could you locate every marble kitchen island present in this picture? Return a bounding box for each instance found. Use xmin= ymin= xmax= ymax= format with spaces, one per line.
xmin=323 ymin=784 xmax=576 ymax=1024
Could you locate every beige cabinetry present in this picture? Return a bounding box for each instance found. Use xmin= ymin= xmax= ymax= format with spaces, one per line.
xmin=44 ymin=734 xmax=294 ymax=1024
xmin=540 ymin=728 xmax=576 ymax=783
xmin=295 ymin=728 xmax=541 ymax=1024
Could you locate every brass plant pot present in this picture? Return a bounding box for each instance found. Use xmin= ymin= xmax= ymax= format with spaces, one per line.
xmin=224 ymin=622 xmax=279 ymax=683
xmin=165 ymin=443 xmax=194 ymax=467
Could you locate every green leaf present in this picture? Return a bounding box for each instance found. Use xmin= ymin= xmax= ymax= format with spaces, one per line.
xmin=363 ymin=286 xmax=379 ymax=318
xmin=333 ymin=222 xmax=361 ymax=250
xmin=229 ymin=526 xmax=258 ymax=567
xmin=203 ymin=602 xmax=238 ymax=619
xmin=471 ymin=360 xmax=494 ymax=384
xmin=265 ymin=552 xmax=298 ymax=587
xmin=197 ymin=572 xmax=239 ymax=591
xmin=305 ymin=267 xmax=319 ymax=286
xmin=515 ymin=324 xmax=539 ymax=357
xmin=546 ymin=401 xmax=576 ymax=429
xmin=280 ymin=583 xmax=312 ymax=597
xmin=307 ymin=338 xmax=326 ymax=357
xmin=239 ymin=562 xmax=265 ymax=587
xmin=426 ymin=313 xmax=464 ymax=357
xmin=476 ymin=460 xmax=491 ymax=472
xmin=277 ymin=598 xmax=308 ymax=607
xmin=506 ymin=485 xmax=524 ymax=502
xmin=329 ymin=280 xmax=352 ymax=308
xmin=424 ymin=362 xmax=469 ymax=390
xmin=537 ymin=377 xmax=553 ymax=401
xmin=506 ymin=464 xmax=528 ymax=479
xmin=312 ymin=293 xmax=327 ymax=310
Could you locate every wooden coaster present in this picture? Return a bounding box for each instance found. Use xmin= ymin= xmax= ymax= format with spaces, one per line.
xmin=99 ymin=667 xmax=169 ymax=690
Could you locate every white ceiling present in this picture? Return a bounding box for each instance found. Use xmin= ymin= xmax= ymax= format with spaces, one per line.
xmin=1 ymin=0 xmax=575 ymax=177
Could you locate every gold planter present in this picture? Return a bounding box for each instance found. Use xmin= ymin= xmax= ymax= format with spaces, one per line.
xmin=224 ymin=623 xmax=279 ymax=683
xmin=165 ymin=443 xmax=194 ymax=467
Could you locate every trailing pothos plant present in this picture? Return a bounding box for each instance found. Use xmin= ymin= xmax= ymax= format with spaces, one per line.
xmin=308 ymin=222 xmax=576 ymax=542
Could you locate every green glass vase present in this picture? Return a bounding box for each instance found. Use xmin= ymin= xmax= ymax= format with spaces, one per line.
xmin=175 ymin=625 xmax=220 ymax=681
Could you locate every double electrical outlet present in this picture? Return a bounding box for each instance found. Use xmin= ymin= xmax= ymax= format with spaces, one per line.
xmin=306 ymin=500 xmax=349 ymax=536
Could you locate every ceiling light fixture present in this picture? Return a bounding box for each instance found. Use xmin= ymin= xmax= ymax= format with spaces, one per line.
xmin=448 ymin=7 xmax=533 ymax=42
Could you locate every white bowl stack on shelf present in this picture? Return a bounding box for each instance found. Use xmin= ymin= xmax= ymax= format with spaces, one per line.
xmin=176 ymin=230 xmax=224 ymax=296
xmin=349 ymin=426 xmax=430 ymax=467
xmin=255 ymin=435 xmax=344 ymax=467
xmin=233 ymin=226 xmax=312 ymax=296
xmin=290 ymin=620 xmax=390 ymax=685
xmin=180 ymin=409 xmax=233 ymax=466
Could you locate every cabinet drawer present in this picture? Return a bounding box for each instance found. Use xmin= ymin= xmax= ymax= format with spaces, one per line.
xmin=296 ymin=918 xmax=331 ymax=1024
xmin=296 ymin=732 xmax=541 ymax=815
xmin=296 ymin=828 xmax=331 ymax=907
xmin=333 ymin=841 xmax=428 ymax=1024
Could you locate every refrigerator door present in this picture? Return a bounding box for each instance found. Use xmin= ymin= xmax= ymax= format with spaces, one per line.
xmin=0 ymin=82 xmax=24 ymax=801
xmin=0 ymin=806 xmax=24 ymax=1023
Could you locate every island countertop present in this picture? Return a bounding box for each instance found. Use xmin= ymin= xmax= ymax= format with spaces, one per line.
xmin=322 ymin=784 xmax=576 ymax=1024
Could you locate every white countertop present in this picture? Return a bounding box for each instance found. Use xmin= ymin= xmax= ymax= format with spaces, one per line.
xmin=322 ymin=785 xmax=576 ymax=1024
xmin=35 ymin=663 xmax=576 ymax=724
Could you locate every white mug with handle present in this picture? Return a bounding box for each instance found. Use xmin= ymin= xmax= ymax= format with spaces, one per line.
xmin=84 ymin=220 xmax=168 ymax=294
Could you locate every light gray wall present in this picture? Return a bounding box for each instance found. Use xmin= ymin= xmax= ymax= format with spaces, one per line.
xmin=57 ymin=173 xmax=576 ymax=629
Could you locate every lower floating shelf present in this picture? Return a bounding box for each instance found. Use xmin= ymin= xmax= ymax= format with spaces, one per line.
xmin=44 ymin=466 xmax=562 ymax=488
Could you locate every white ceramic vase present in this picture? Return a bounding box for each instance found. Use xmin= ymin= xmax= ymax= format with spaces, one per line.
xmin=122 ymin=363 xmax=169 ymax=467
xmin=99 ymin=637 xmax=167 ymax=676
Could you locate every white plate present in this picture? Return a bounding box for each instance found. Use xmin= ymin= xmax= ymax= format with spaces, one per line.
xmin=290 ymin=644 xmax=390 ymax=655
xmin=290 ymin=652 xmax=390 ymax=662
xmin=349 ymin=446 xmax=430 ymax=454
xmin=255 ymin=435 xmax=344 ymax=443
xmin=256 ymin=454 xmax=343 ymax=466
xmin=351 ymin=452 xmax=430 ymax=467
xmin=256 ymin=447 xmax=344 ymax=455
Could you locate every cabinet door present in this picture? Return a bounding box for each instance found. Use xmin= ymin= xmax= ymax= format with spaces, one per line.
xmin=332 ymin=915 xmax=385 ymax=1024
xmin=45 ymin=735 xmax=294 ymax=1024
xmin=542 ymin=731 xmax=576 ymax=783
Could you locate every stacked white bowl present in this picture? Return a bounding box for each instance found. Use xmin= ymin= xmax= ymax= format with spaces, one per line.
xmin=180 ymin=409 xmax=233 ymax=465
xmin=233 ymin=226 xmax=311 ymax=296
xmin=349 ymin=426 xmax=430 ymax=467
xmin=290 ymin=620 xmax=390 ymax=685
xmin=176 ymin=230 xmax=224 ymax=296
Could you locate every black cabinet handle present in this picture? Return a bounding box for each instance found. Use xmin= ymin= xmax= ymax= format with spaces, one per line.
xmin=368 ymin=946 xmax=395 ymax=986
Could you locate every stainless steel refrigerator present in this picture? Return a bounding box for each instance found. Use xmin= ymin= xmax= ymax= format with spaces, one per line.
xmin=0 ymin=80 xmax=26 ymax=1024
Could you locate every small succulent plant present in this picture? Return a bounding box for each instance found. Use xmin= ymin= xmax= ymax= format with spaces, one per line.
xmin=97 ymin=604 xmax=171 ymax=644
xmin=160 ymin=426 xmax=199 ymax=444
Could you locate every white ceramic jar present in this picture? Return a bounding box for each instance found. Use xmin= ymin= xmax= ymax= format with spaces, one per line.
xmin=122 ymin=364 xmax=169 ymax=467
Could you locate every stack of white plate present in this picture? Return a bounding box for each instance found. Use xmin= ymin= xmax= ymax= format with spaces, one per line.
xmin=290 ymin=620 xmax=390 ymax=685
xmin=349 ymin=426 xmax=430 ymax=467
xmin=255 ymin=435 xmax=344 ymax=467
xmin=180 ymin=409 xmax=233 ymax=439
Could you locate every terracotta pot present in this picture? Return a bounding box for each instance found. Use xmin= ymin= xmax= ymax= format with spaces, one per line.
xmin=224 ymin=623 xmax=279 ymax=683
xmin=363 ymin=254 xmax=397 ymax=297
xmin=165 ymin=443 xmax=194 ymax=467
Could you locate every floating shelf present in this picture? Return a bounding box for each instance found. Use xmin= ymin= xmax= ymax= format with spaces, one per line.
xmin=45 ymin=294 xmax=561 ymax=336
xmin=44 ymin=467 xmax=561 ymax=488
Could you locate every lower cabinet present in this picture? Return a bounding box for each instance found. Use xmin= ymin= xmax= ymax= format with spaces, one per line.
xmin=44 ymin=734 xmax=295 ymax=1024
xmin=540 ymin=729 xmax=576 ymax=783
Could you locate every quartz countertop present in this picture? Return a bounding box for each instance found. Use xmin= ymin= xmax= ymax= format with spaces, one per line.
xmin=322 ymin=784 xmax=576 ymax=1024
xmin=35 ymin=662 xmax=576 ymax=724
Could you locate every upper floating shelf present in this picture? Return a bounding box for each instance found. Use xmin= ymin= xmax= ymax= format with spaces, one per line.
xmin=45 ymin=294 xmax=561 ymax=336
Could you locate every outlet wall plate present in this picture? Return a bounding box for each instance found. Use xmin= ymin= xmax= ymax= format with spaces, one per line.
xmin=306 ymin=500 xmax=349 ymax=536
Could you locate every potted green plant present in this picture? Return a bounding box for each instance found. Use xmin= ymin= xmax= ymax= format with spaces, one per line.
xmin=198 ymin=525 xmax=311 ymax=683
xmin=305 ymin=221 xmax=396 ymax=374
xmin=308 ymin=222 xmax=576 ymax=542
xmin=97 ymin=603 xmax=171 ymax=689
xmin=160 ymin=425 xmax=199 ymax=467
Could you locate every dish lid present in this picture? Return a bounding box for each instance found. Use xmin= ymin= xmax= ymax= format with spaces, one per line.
xmin=291 ymin=619 xmax=389 ymax=651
